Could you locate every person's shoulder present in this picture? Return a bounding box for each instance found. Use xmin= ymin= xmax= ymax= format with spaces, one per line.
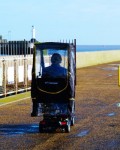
xmin=59 ymin=66 xmax=67 ymax=71
xmin=61 ymin=66 xmax=67 ymax=70
xmin=44 ymin=66 xmax=51 ymax=70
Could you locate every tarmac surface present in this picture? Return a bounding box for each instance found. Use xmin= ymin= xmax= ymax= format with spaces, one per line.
xmin=0 ymin=61 xmax=120 ymax=150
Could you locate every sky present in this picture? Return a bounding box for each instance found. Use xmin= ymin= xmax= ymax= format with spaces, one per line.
xmin=0 ymin=0 xmax=120 ymax=45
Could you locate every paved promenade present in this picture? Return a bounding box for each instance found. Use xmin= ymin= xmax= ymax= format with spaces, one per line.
xmin=75 ymin=61 xmax=120 ymax=149
xmin=0 ymin=61 xmax=120 ymax=150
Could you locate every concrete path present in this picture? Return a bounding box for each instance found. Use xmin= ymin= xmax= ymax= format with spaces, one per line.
xmin=0 ymin=61 xmax=120 ymax=150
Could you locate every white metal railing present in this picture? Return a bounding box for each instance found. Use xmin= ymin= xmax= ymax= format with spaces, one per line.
xmin=0 ymin=55 xmax=33 ymax=97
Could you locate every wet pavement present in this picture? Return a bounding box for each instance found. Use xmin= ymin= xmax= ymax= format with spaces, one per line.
xmin=0 ymin=61 xmax=120 ymax=150
xmin=0 ymin=124 xmax=39 ymax=136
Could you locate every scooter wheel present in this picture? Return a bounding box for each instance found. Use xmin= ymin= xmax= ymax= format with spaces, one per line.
xmin=65 ymin=122 xmax=71 ymax=133
xmin=71 ymin=117 xmax=75 ymax=126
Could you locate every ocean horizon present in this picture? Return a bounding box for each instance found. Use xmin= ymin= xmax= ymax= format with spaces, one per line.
xmin=76 ymin=45 xmax=120 ymax=52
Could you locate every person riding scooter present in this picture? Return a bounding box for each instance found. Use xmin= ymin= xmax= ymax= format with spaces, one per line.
xmin=42 ymin=53 xmax=67 ymax=78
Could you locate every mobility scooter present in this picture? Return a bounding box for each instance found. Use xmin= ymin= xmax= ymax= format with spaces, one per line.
xmin=31 ymin=40 xmax=76 ymax=132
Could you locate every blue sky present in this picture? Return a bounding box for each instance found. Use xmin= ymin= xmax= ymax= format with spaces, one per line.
xmin=0 ymin=0 xmax=120 ymax=45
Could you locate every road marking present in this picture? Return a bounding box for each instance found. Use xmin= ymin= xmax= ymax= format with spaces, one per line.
xmin=0 ymin=97 xmax=30 ymax=107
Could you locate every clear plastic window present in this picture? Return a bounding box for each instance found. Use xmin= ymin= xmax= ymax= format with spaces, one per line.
xmin=36 ymin=48 xmax=68 ymax=78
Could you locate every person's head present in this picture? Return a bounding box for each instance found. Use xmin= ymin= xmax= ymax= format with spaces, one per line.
xmin=51 ymin=53 xmax=62 ymax=65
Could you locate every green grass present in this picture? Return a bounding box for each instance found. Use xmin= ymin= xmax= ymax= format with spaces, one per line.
xmin=0 ymin=92 xmax=30 ymax=104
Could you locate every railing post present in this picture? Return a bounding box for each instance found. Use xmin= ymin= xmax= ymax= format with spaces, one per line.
xmin=14 ymin=59 xmax=18 ymax=94
xmin=0 ymin=43 xmax=1 ymax=55
xmin=8 ymin=43 xmax=9 ymax=55
xmin=26 ymin=41 xmax=29 ymax=56
xmin=24 ymin=39 xmax=26 ymax=57
xmin=2 ymin=59 xmax=6 ymax=96
xmin=118 ymin=65 xmax=120 ymax=86
xmin=24 ymin=58 xmax=27 ymax=91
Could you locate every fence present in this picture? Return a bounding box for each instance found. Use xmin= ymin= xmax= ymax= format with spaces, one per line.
xmin=0 ymin=55 xmax=33 ymax=97
xmin=0 ymin=40 xmax=33 ymax=56
xmin=0 ymin=40 xmax=34 ymax=97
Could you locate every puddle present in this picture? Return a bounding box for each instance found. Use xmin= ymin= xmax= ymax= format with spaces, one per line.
xmin=0 ymin=124 xmax=39 ymax=136
xmin=108 ymin=124 xmax=115 ymax=127
xmin=109 ymin=64 xmax=120 ymax=66
xmin=31 ymin=125 xmax=39 ymax=128
xmin=106 ymin=139 xmax=119 ymax=149
xmin=107 ymin=112 xmax=116 ymax=117
xmin=108 ymin=74 xmax=113 ymax=77
xmin=116 ymin=103 xmax=120 ymax=107
xmin=102 ymin=67 xmax=118 ymax=71
xmin=77 ymin=130 xmax=89 ymax=137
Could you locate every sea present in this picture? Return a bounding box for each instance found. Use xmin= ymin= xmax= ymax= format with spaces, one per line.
xmin=76 ymin=45 xmax=120 ymax=52
xmin=47 ymin=45 xmax=120 ymax=56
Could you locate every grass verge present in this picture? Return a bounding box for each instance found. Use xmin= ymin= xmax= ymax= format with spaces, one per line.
xmin=0 ymin=92 xmax=30 ymax=104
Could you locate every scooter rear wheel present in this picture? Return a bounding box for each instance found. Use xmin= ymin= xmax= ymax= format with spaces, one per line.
xmin=71 ymin=117 xmax=75 ymax=126
xmin=65 ymin=122 xmax=71 ymax=133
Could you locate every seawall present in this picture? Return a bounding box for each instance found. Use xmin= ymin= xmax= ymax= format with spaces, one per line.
xmin=76 ymin=50 xmax=120 ymax=68
xmin=1 ymin=50 xmax=120 ymax=69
